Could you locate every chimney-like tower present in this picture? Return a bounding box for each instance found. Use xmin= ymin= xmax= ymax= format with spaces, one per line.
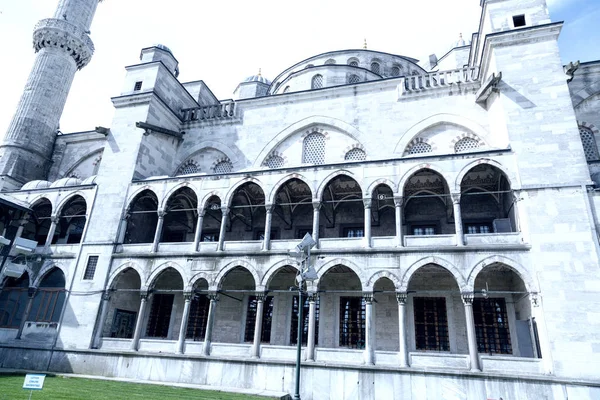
xmin=0 ymin=0 xmax=101 ymax=190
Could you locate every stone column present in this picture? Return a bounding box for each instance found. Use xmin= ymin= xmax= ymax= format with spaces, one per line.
xmin=363 ymin=293 xmax=374 ymax=365
xmin=452 ymin=193 xmax=464 ymax=246
xmin=202 ymin=293 xmax=219 ymax=356
xmin=15 ymin=287 xmax=36 ymax=340
xmin=92 ymin=291 xmax=111 ymax=348
xmin=44 ymin=215 xmax=59 ymax=248
xmin=15 ymin=218 xmax=28 ymax=239
xmin=262 ymin=204 xmax=273 ymax=251
xmin=312 ymin=201 xmax=321 ymax=246
xmin=394 ymin=196 xmax=404 ymax=247
xmin=130 ymin=291 xmax=149 ymax=351
xmin=217 ymin=207 xmax=229 ymax=251
xmin=151 ymin=210 xmax=166 ymax=253
xmin=396 ymin=292 xmax=408 ymax=367
xmin=363 ymin=199 xmax=372 ymax=248
xmin=306 ymin=292 xmax=318 ymax=361
xmin=192 ymin=209 xmax=205 ymax=252
xmin=176 ymin=292 xmax=193 ymax=354
xmin=251 ymin=293 xmax=266 ymax=358
xmin=462 ymin=293 xmax=480 ymax=371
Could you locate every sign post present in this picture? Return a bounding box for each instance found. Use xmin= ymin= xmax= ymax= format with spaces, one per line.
xmin=23 ymin=374 xmax=46 ymax=399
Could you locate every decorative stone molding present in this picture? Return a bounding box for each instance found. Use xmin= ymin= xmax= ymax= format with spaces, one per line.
xmin=396 ymin=292 xmax=407 ymax=304
xmin=342 ymin=143 xmax=367 ymax=161
xmin=450 ymin=133 xmax=485 ymax=153
xmin=300 ymin=127 xmax=330 ymax=140
xmin=261 ymin=152 xmax=287 ymax=169
xmin=403 ymin=137 xmax=436 ymax=156
xmin=579 ymin=121 xmax=599 ymax=135
xmin=461 ymin=292 xmax=475 ymax=305
xmin=33 ymin=18 xmax=94 ymax=69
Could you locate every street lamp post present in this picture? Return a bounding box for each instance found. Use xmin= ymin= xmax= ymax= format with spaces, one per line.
xmin=290 ymin=233 xmax=318 ymax=400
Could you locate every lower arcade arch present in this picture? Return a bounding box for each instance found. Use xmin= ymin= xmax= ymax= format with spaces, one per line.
xmin=144 ymin=268 xmax=184 ymax=340
xmin=104 ymin=268 xmax=142 ymax=339
xmin=373 ymin=277 xmax=399 ymax=351
xmin=0 ymin=272 xmax=30 ymax=329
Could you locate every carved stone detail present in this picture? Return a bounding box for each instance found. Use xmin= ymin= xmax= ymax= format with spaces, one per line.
xmin=33 ymin=18 xmax=94 ymax=69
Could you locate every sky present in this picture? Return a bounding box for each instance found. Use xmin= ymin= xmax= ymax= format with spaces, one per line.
xmin=0 ymin=0 xmax=598 ymax=135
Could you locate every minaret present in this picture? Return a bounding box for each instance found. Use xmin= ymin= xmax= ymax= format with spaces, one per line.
xmin=0 ymin=0 xmax=100 ymax=190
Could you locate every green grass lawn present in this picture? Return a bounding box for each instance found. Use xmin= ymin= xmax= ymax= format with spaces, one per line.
xmin=0 ymin=374 xmax=280 ymax=400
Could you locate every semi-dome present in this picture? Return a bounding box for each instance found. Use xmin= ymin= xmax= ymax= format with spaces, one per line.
xmin=81 ymin=175 xmax=98 ymax=185
xmin=50 ymin=177 xmax=82 ymax=188
xmin=21 ymin=180 xmax=52 ymax=190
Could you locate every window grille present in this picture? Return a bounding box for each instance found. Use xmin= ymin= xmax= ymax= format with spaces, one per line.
xmin=109 ymin=309 xmax=136 ymax=338
xmin=325 ymin=59 xmax=336 ymax=65
xmin=391 ymin=66 xmax=401 ymax=77
xmin=213 ymin=160 xmax=233 ymax=174
xmin=407 ymin=142 xmax=432 ymax=155
xmin=186 ymin=295 xmax=210 ymax=341
xmin=473 ymin=298 xmax=512 ymax=354
xmin=339 ymin=297 xmax=365 ymax=348
xmin=83 ymin=255 xmax=99 ymax=280
xmin=348 ymin=74 xmax=361 ymax=84
xmin=146 ymin=294 xmax=174 ymax=338
xmin=302 ymin=133 xmax=326 ymax=164
xmin=244 ymin=295 xmax=274 ymax=343
xmin=579 ymin=126 xmax=600 ymax=161
xmin=290 ymin=295 xmax=319 ymax=345
xmin=344 ymin=148 xmax=366 ymax=161
xmin=349 ymin=61 xmax=359 ymax=67
xmin=134 ymin=81 xmax=143 ymax=91
xmin=414 ymin=297 xmax=449 ymax=351
xmin=264 ymin=155 xmax=284 ymax=169
xmin=177 ymin=160 xmax=200 ymax=175
xmin=311 ymin=75 xmax=323 ymax=89
xmin=454 ymin=137 xmax=479 ymax=153
xmin=370 ymin=62 xmax=381 ymax=74
xmin=32 ymin=290 xmax=66 ymax=322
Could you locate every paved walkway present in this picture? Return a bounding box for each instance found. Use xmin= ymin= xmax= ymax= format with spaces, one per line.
xmin=0 ymin=368 xmax=291 ymax=399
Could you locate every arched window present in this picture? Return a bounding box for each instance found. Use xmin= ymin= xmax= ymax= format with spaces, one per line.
xmin=176 ymin=160 xmax=200 ymax=175
xmin=344 ymin=148 xmax=366 ymax=161
xmin=303 ymin=133 xmax=326 ymax=164
xmin=391 ymin=65 xmax=401 ymax=77
xmin=454 ymin=137 xmax=480 ymax=153
xmin=325 ymin=59 xmax=336 ymax=65
xmin=579 ymin=126 xmax=600 ymax=161
xmin=54 ymin=195 xmax=87 ymax=244
xmin=407 ymin=142 xmax=432 ymax=155
xmin=30 ymin=268 xmax=66 ymax=323
xmin=348 ymin=58 xmax=359 ymax=67
xmin=0 ymin=273 xmax=29 ymax=328
xmin=213 ymin=160 xmax=233 ymax=174
xmin=348 ymin=74 xmax=361 ymax=84
xmin=264 ymin=155 xmax=285 ymax=169
xmin=370 ymin=62 xmax=381 ymax=74
xmin=311 ymin=75 xmax=323 ymax=89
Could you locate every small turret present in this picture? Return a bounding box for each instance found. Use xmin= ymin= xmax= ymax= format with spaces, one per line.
xmin=233 ymin=69 xmax=271 ymax=100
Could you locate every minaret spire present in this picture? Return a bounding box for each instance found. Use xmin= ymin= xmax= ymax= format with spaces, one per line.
xmin=0 ymin=0 xmax=101 ymax=190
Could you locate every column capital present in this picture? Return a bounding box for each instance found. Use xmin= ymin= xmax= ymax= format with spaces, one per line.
xmin=27 ymin=287 xmax=37 ymax=298
xmin=312 ymin=200 xmax=322 ymax=210
xmin=396 ymin=292 xmax=407 ymax=304
xmin=393 ymin=196 xmax=404 ymax=207
xmin=363 ymin=198 xmax=372 ymax=209
xmin=140 ymin=290 xmax=150 ymax=300
xmin=157 ymin=209 xmax=167 ymax=218
xmin=101 ymin=290 xmax=111 ymax=302
xmin=208 ymin=292 xmax=220 ymax=302
xmin=451 ymin=193 xmax=461 ymax=204
xmin=50 ymin=215 xmax=60 ymax=224
xmin=254 ymin=291 xmax=267 ymax=301
xmin=221 ymin=206 xmax=229 ymax=215
xmin=264 ymin=203 xmax=274 ymax=213
xmin=307 ymin=292 xmax=319 ymax=302
xmin=461 ymin=292 xmax=475 ymax=305
xmin=197 ymin=208 xmax=206 ymax=217
xmin=183 ymin=291 xmax=193 ymax=301
xmin=529 ymin=292 xmax=540 ymax=307
xmin=362 ymin=293 xmax=374 ymax=304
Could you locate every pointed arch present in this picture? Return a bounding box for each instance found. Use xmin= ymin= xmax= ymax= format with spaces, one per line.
xmin=316 ymin=169 xmax=360 ymax=200
xmin=223 ymin=177 xmax=266 ymax=207
xmin=572 ymin=81 xmax=600 ymax=109
xmin=267 ymin=173 xmax=315 ymax=204
xmin=62 ymin=148 xmax=104 ymax=178
xmin=107 ymin=262 xmax=146 ymax=290
xmin=55 ymin=192 xmax=89 ymax=216
xmin=314 ymin=258 xmax=365 ymax=290
xmin=467 ymin=256 xmax=538 ymax=293
xmin=28 ymin=195 xmax=56 ymax=213
xmin=125 ymin=186 xmax=160 ymax=211
xmin=365 ymin=270 xmax=401 ymax=291
xmin=454 ymin=158 xmax=517 ymax=193
xmin=366 ymin=178 xmax=398 ymax=198
xmin=33 ymin=261 xmax=67 ymax=288
xmin=398 ymin=163 xmax=450 ymax=194
xmin=394 ymin=114 xmax=489 ymax=155
xmin=400 ymin=256 xmax=466 ymax=292
xmin=189 ymin=271 xmax=212 ymax=290
xmin=159 ymin=182 xmax=201 ymax=210
xmin=146 ymin=262 xmax=189 ymax=291
xmin=213 ymin=260 xmax=260 ymax=290
xmin=174 ymin=141 xmax=244 ymax=174
xmin=252 ymin=116 xmax=366 ymax=168
xmin=261 ymin=260 xmax=301 ymax=287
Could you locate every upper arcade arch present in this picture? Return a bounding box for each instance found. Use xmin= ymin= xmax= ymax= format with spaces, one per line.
xmin=267 ymin=173 xmax=315 ymax=205
xmin=453 ymin=158 xmax=517 ymax=193
xmin=467 ymin=256 xmax=538 ymax=293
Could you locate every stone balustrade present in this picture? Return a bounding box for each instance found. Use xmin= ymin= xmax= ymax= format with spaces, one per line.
xmin=182 ymin=101 xmax=236 ymax=122
xmin=401 ymin=67 xmax=479 ymax=94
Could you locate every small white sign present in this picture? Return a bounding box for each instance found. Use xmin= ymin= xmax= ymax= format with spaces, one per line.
xmin=23 ymin=374 xmax=46 ymax=390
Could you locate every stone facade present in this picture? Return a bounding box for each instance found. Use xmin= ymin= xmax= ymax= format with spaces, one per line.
xmin=1 ymin=0 xmax=600 ymax=398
